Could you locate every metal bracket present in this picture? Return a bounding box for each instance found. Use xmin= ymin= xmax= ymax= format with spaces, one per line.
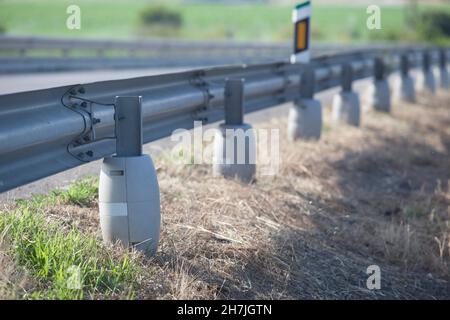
xmin=61 ymin=85 xmax=106 ymax=162
xmin=274 ymin=64 xmax=291 ymax=104
xmin=422 ymin=51 xmax=431 ymax=72
xmin=190 ymin=72 xmax=215 ymax=123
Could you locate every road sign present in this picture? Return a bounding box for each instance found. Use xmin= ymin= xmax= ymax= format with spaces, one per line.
xmin=291 ymin=1 xmax=311 ymax=64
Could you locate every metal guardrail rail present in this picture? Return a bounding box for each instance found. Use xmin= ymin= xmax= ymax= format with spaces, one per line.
xmin=0 ymin=45 xmax=448 ymax=193
xmin=0 ymin=35 xmax=292 ymax=55
xmin=0 ymin=36 xmax=421 ymax=73
xmin=0 ymin=35 xmax=292 ymax=72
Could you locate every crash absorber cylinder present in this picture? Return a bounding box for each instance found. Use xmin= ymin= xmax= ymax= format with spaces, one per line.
xmin=213 ymin=123 xmax=256 ymax=184
xmin=288 ymin=99 xmax=322 ymax=140
xmin=332 ymin=63 xmax=361 ymax=127
xmin=288 ymin=66 xmax=322 ymax=140
xmin=99 ymin=96 xmax=160 ymax=256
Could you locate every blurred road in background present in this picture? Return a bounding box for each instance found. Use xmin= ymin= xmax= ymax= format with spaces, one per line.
xmin=0 ymin=68 xmax=185 ymax=95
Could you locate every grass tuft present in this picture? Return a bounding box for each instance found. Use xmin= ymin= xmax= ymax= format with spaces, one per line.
xmin=16 ymin=177 xmax=98 ymax=209
xmin=51 ymin=177 xmax=98 ymax=207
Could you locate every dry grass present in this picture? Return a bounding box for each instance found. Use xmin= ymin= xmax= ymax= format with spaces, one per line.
xmin=1 ymin=90 xmax=450 ymax=300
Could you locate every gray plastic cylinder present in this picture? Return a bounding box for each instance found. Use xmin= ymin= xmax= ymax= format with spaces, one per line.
xmin=213 ymin=123 xmax=256 ymax=183
xmin=367 ymin=80 xmax=391 ymax=112
xmin=440 ymin=67 xmax=449 ymax=89
xmin=332 ymin=91 xmax=361 ymax=127
xmin=414 ymin=70 xmax=424 ymax=92
xmin=397 ymin=74 xmax=416 ymax=103
xmin=423 ymin=69 xmax=436 ymax=94
xmin=99 ymin=155 xmax=160 ymax=256
xmin=287 ymin=99 xmax=322 ymax=141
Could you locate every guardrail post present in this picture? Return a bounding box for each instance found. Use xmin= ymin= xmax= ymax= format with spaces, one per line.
xmin=439 ymin=49 xmax=449 ymax=89
xmin=332 ymin=63 xmax=361 ymax=126
xmin=396 ymin=53 xmax=416 ymax=103
xmin=422 ymin=51 xmax=436 ymax=94
xmin=213 ymin=79 xmax=256 ymax=183
xmin=99 ymin=96 xmax=161 ymax=256
xmin=62 ymin=48 xmax=70 ymax=58
xmin=367 ymin=57 xmax=391 ymax=112
xmin=288 ymin=66 xmax=322 ymax=140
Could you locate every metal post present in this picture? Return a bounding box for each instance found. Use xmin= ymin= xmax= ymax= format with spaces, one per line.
xmin=397 ymin=53 xmax=416 ymax=103
xmin=401 ymin=54 xmax=410 ymax=77
xmin=439 ymin=49 xmax=447 ymax=70
xmin=115 ymin=96 xmax=143 ymax=157
xmin=99 ymin=96 xmax=161 ymax=256
xmin=224 ymin=79 xmax=244 ymax=126
xmin=374 ymin=57 xmax=385 ymax=81
xmin=342 ymin=63 xmax=353 ymax=92
xmin=332 ymin=63 xmax=360 ymax=126
xmin=422 ymin=51 xmax=436 ymax=94
xmin=213 ymin=79 xmax=256 ymax=183
xmin=423 ymin=51 xmax=431 ymax=73
xmin=368 ymin=56 xmax=391 ymax=112
xmin=300 ymin=66 xmax=315 ymax=99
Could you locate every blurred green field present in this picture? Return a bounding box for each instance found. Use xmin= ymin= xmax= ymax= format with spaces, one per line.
xmin=0 ymin=0 xmax=449 ymax=43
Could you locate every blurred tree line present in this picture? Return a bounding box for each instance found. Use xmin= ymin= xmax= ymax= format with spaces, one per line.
xmin=407 ymin=0 xmax=450 ymax=45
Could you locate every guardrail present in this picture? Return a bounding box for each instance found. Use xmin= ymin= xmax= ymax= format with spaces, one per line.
xmin=0 ymin=35 xmax=293 ymax=72
xmin=0 ymin=35 xmax=292 ymax=56
xmin=0 ymin=35 xmax=417 ymax=73
xmin=0 ymin=45 xmax=448 ymax=194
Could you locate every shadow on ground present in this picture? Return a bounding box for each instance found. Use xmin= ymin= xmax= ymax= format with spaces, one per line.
xmin=218 ymin=94 xmax=450 ymax=299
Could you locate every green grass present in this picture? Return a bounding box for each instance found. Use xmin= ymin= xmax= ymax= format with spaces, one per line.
xmin=16 ymin=177 xmax=98 ymax=208
xmin=50 ymin=177 xmax=98 ymax=207
xmin=0 ymin=0 xmax=449 ymax=43
xmin=0 ymin=178 xmax=141 ymax=300
xmin=405 ymin=205 xmax=428 ymax=219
